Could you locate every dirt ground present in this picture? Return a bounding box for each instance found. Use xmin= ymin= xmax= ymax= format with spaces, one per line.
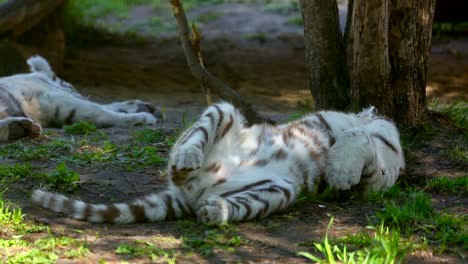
xmin=1 ymin=3 xmax=468 ymax=263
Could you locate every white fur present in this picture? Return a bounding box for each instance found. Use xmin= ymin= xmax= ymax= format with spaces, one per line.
xmin=32 ymin=103 xmax=405 ymax=225
xmin=0 ymin=55 xmax=158 ymax=137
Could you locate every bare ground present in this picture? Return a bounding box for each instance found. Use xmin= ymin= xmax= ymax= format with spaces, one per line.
xmin=1 ymin=3 xmax=468 ymax=263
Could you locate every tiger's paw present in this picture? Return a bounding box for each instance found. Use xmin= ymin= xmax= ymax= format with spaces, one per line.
xmin=8 ymin=117 xmax=42 ymax=140
xmin=196 ymin=197 xmax=229 ymax=225
xmin=170 ymin=145 xmax=204 ymax=171
xmin=132 ymin=113 xmax=157 ymax=126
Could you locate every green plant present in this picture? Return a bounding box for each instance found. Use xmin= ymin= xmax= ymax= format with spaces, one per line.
xmin=0 ymin=197 xmax=24 ymax=232
xmin=178 ymin=221 xmax=243 ymax=256
xmin=298 ymin=218 xmax=410 ymax=264
xmin=288 ymin=15 xmax=304 ymax=26
xmin=263 ymin=1 xmax=299 ymax=14
xmin=377 ymin=192 xmax=433 ymax=229
xmin=127 ymin=146 xmax=165 ymax=166
xmin=64 ymin=121 xmax=97 ymax=134
xmin=43 ymin=162 xmax=80 ymax=192
xmin=132 ymin=128 xmax=167 ymax=143
xmin=426 ymin=176 xmax=468 ymax=195
xmin=72 ymin=140 xmax=118 ymax=164
xmin=115 ymin=241 xmax=174 ymax=262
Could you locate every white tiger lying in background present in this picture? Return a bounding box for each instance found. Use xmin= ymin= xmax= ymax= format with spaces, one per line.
xmin=32 ymin=102 xmax=405 ymax=225
xmin=0 ymin=55 xmax=161 ymax=141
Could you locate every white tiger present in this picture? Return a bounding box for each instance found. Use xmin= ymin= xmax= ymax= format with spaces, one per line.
xmin=32 ymin=102 xmax=405 ymax=225
xmin=0 ymin=55 xmax=161 ymax=141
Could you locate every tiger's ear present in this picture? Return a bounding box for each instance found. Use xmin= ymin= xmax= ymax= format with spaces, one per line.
xmin=357 ymin=106 xmax=377 ymax=119
xmin=26 ymin=55 xmax=54 ymax=78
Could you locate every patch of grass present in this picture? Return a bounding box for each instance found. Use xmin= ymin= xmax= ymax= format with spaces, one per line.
xmin=132 ymin=128 xmax=167 ymax=143
xmin=263 ymin=1 xmax=299 ymax=14
xmin=0 ymin=141 xmax=51 ymax=161
xmin=298 ymin=218 xmax=411 ymax=264
xmin=64 ymin=121 xmax=97 ymax=135
xmin=115 ymin=240 xmax=175 ymax=262
xmin=41 ymin=162 xmax=80 ymax=193
xmin=0 ymin=164 xmax=34 ymax=180
xmin=196 ymin=11 xmax=222 ymax=23
xmin=0 ymin=197 xmax=25 ymax=234
xmin=4 ymin=235 xmax=89 ymax=263
xmin=178 ymin=221 xmax=243 ymax=256
xmin=71 ymin=140 xmax=118 ymax=164
xmin=287 ymin=15 xmax=303 ymax=26
xmin=377 ymin=192 xmax=434 ymax=228
xmin=433 ymin=22 xmax=468 ymax=38
xmin=441 ymin=144 xmax=467 ymax=163
xmin=371 ymin=189 xmax=467 ymax=253
xmin=367 ymin=185 xmax=405 ymax=203
xmin=430 ymin=101 xmax=468 ymax=132
xmin=126 ymin=146 xmax=165 ymax=166
xmin=426 ymin=176 xmax=468 ymax=195
xmin=432 ymin=213 xmax=468 ymax=253
xmin=288 ymin=97 xmax=314 ymax=121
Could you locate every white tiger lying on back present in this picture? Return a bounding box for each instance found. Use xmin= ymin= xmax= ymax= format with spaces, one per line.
xmin=0 ymin=55 xmax=161 ymax=141
xmin=32 ymin=102 xmax=405 ymax=225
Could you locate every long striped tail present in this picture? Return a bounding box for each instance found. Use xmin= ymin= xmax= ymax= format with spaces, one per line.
xmin=31 ymin=188 xmax=191 ymax=224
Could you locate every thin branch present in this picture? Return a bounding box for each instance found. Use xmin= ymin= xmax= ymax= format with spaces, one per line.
xmin=169 ymin=0 xmax=266 ymax=124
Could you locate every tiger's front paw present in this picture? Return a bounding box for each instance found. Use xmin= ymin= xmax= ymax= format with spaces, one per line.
xmin=325 ymin=130 xmax=372 ymax=190
xmin=8 ymin=117 xmax=42 ymax=140
xmin=133 ymin=113 xmax=157 ymax=126
xmin=197 ymin=197 xmax=229 ymax=225
xmin=169 ymin=146 xmax=204 ymax=185
xmin=170 ymin=145 xmax=203 ymax=171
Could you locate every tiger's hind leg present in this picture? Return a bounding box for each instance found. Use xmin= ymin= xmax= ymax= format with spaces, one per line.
xmin=103 ymin=100 xmax=163 ymax=121
xmin=0 ymin=117 xmax=42 ymax=141
xmin=196 ymin=178 xmax=299 ymax=225
xmin=37 ymin=92 xmax=156 ymax=127
xmin=168 ymin=102 xmax=246 ymax=185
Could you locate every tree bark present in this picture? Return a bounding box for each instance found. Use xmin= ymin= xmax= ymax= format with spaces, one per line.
xmin=388 ymin=0 xmax=436 ymax=125
xmin=349 ymin=0 xmax=435 ymax=125
xmin=349 ymin=0 xmax=391 ymax=111
xmin=0 ymin=0 xmax=66 ymax=38
xmin=299 ymin=0 xmax=350 ymax=110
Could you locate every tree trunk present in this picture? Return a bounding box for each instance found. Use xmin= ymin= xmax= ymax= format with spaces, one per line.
xmin=349 ymin=0 xmax=391 ymax=111
xmin=299 ymin=0 xmax=350 ymax=110
xmin=349 ymin=0 xmax=435 ymax=125
xmin=387 ymin=0 xmax=436 ymax=125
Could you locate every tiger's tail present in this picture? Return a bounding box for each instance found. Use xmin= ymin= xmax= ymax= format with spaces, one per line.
xmin=31 ymin=188 xmax=191 ymax=223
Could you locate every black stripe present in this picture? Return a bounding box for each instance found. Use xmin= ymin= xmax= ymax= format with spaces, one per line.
xmin=371 ymin=133 xmax=398 ymax=154
xmin=220 ymin=179 xmax=272 ymax=198
xmin=163 ymin=195 xmax=176 ymax=220
xmin=213 ymin=105 xmax=224 ymax=132
xmin=257 ymin=185 xmax=292 ymax=203
xmin=130 ymin=204 xmax=148 ymax=222
xmin=316 ymin=113 xmax=332 ymax=132
xmin=175 ymin=198 xmax=190 ymax=216
xmin=220 ymin=114 xmax=233 ymax=139
xmin=272 ymin=185 xmax=292 ymax=202
xmin=235 ymin=197 xmax=252 ymax=220
xmin=64 ymin=108 xmax=76 ymax=125
xmin=0 ymin=85 xmax=25 ymax=117
xmin=180 ymin=126 xmax=208 ymax=145
xmin=54 ymin=106 xmax=60 ymax=120
xmin=205 ymin=112 xmax=215 ymax=130
xmin=226 ymin=199 xmax=240 ymax=211
xmin=247 ymin=193 xmax=269 ymax=217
